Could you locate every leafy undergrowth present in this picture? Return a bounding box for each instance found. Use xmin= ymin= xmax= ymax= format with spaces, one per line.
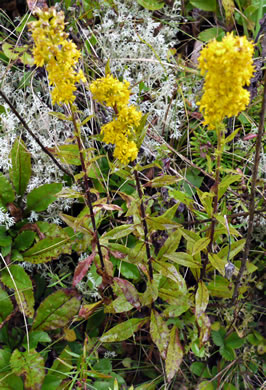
xmin=0 ymin=0 xmax=265 ymax=389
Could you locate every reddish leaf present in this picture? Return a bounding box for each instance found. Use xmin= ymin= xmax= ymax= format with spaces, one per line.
xmin=114 ymin=277 xmax=141 ymax=311
xmin=72 ymin=253 xmax=95 ymax=287
xmin=109 ymin=250 xmax=127 ymax=259
xmin=78 ymin=301 xmax=103 ymax=319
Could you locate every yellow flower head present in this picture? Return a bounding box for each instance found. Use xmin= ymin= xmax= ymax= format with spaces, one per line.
xmin=198 ymin=33 xmax=254 ymax=129
xmin=89 ymin=74 xmax=131 ymax=109
xmin=28 ymin=7 xmax=85 ymax=105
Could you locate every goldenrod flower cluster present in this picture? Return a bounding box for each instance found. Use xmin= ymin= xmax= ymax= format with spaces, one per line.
xmin=90 ymin=75 xmax=142 ymax=164
xmin=198 ymin=33 xmax=254 ymax=129
xmin=28 ymin=7 xmax=86 ymax=106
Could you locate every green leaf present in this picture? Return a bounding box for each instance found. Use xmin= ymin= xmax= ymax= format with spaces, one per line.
xmin=154 ymin=260 xmax=187 ymax=293
xmin=2 ymin=43 xmax=20 ymax=60
xmin=225 ymin=332 xmax=245 ymax=349
xmin=164 ymin=252 xmax=201 ymax=268
xmin=207 ymin=276 xmax=233 ymax=298
xmin=105 ymin=294 xmax=133 ymax=314
xmin=150 ymin=309 xmax=170 ymax=359
xmin=114 ymin=278 xmax=141 ymax=310
xmin=198 ymin=381 xmax=215 ymax=390
xmin=195 ymin=281 xmax=209 ymax=319
xmin=184 ymin=168 xmax=204 ymax=196
xmin=145 ymin=175 xmax=180 ymax=188
xmin=192 ymin=237 xmax=210 ymax=256
xmin=190 ymin=0 xmax=216 ymax=12
xmin=198 ymin=27 xmax=225 ymax=42
xmin=0 ymin=174 xmax=15 ymax=207
xmin=26 ymin=183 xmax=63 ymax=212
xmin=157 ymin=229 xmax=182 ymax=260
xmin=0 ymin=286 xmax=13 ymax=322
xmin=224 ymin=384 xmax=237 ymax=390
xmin=165 ymin=326 xmax=183 ymax=382
xmin=14 ymin=231 xmax=35 ymax=251
xmin=0 ymin=226 xmax=12 ymax=247
xmin=102 ymin=224 xmax=135 ymax=240
xmin=218 ymin=175 xmax=241 ymax=200
xmin=47 ymin=144 xmax=81 ymax=166
xmin=190 ymin=362 xmax=211 ymax=378
xmin=208 ymin=253 xmax=227 ymax=277
xmin=137 ymin=0 xmax=165 ymax=11
xmin=10 ymin=348 xmax=45 ymax=390
xmin=191 ymin=339 xmax=205 ymax=358
xmin=212 ymin=329 xmax=226 ymax=347
xmin=220 ymin=345 xmax=235 ymax=361
xmin=0 ymin=373 xmax=24 ymax=389
xmin=140 ymin=279 xmax=158 ymax=306
xmin=23 ymin=331 xmax=51 ymax=349
xmin=1 ymin=265 xmax=34 ymax=318
xmin=9 ymin=137 xmax=31 ymax=196
xmin=218 ymin=239 xmax=246 ymax=261
xmin=22 ymin=229 xmax=76 ymax=263
xmin=32 ymin=289 xmax=81 ymax=331
xmin=100 ymin=317 xmax=148 ymax=342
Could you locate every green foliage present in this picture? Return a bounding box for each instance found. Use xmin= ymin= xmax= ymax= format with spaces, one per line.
xmin=0 ymin=1 xmax=264 ymax=388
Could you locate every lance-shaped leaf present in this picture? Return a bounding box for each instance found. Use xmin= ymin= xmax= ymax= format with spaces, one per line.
xmin=10 ymin=348 xmax=45 ymax=390
xmin=0 ymin=173 xmax=15 ymax=208
xmin=157 ymin=229 xmax=182 ymax=260
xmin=27 ymin=183 xmax=63 ymax=212
xmin=100 ymin=317 xmax=148 ymax=343
xmin=192 ymin=237 xmax=210 ymax=256
xmin=102 ymin=224 xmax=135 ymax=240
xmin=195 ymin=281 xmax=209 ymax=319
xmin=22 ymin=230 xmax=76 ymax=263
xmin=114 ymin=277 xmax=141 ymax=311
xmin=0 ymin=286 xmax=13 ymax=323
xmin=72 ymin=253 xmax=95 ymax=287
xmin=32 ymin=289 xmax=81 ymax=331
xmin=1 ymin=265 xmax=34 ymax=318
xmin=198 ymin=313 xmax=211 ymax=345
xmin=164 ymin=252 xmax=201 ymax=268
xmin=150 ymin=309 xmax=170 ymax=359
xmin=10 ymin=137 xmax=31 ymax=196
xmin=165 ymin=326 xmax=183 ymax=382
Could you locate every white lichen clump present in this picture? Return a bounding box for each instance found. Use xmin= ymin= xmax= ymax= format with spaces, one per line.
xmin=87 ymin=0 xmax=184 ymax=152
xmin=0 ymin=64 xmax=75 ymax=222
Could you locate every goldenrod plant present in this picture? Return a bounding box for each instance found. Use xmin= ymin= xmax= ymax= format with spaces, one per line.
xmin=0 ymin=2 xmax=265 ymax=389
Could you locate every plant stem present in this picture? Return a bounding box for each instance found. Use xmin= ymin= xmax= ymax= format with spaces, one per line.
xmin=71 ymin=106 xmax=105 ymax=270
xmin=134 ymin=169 xmax=153 ymax=280
xmin=201 ymin=126 xmax=223 ymax=279
xmin=232 ymin=71 xmax=266 ymax=302
xmin=0 ymin=89 xmax=74 ymax=180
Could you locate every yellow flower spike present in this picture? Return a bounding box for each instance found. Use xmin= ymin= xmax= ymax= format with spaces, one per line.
xmin=28 ymin=7 xmax=85 ymax=106
xmin=197 ymin=33 xmax=254 ymax=129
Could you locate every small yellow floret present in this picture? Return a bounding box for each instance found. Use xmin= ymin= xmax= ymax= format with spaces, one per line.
xmin=197 ymin=33 xmax=254 ymax=129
